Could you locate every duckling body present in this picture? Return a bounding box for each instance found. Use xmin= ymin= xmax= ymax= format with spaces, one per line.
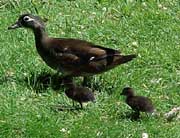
xmin=8 ymin=14 xmax=136 ymax=77
xmin=126 ymin=95 xmax=154 ymax=113
xmin=121 ymin=87 xmax=154 ymax=118
xmin=65 ymin=83 xmax=95 ymax=108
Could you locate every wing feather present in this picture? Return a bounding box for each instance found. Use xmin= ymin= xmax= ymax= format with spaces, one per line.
xmin=47 ymin=38 xmax=121 ymax=66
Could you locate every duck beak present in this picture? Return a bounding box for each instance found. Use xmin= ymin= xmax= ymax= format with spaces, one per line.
xmin=8 ymin=21 xmax=22 ymax=30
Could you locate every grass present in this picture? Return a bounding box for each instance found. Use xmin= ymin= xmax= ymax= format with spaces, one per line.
xmin=0 ymin=0 xmax=180 ymax=137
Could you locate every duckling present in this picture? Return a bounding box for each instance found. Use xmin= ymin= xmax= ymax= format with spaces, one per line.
xmin=8 ymin=14 xmax=136 ymax=81
xmin=121 ymin=87 xmax=154 ymax=119
xmin=64 ymin=82 xmax=95 ymax=109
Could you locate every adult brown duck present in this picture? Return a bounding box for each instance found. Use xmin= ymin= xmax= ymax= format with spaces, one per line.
xmin=8 ymin=14 xmax=136 ymax=80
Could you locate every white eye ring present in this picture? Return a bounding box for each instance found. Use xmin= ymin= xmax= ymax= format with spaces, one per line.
xmin=23 ymin=16 xmax=34 ymax=22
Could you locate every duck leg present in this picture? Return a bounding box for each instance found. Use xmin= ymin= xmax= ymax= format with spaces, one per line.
xmin=79 ymin=102 xmax=83 ymax=109
xmin=72 ymin=100 xmax=75 ymax=107
xmin=51 ymin=75 xmax=73 ymax=90
xmin=62 ymin=76 xmax=73 ymax=85
xmin=82 ymin=76 xmax=92 ymax=87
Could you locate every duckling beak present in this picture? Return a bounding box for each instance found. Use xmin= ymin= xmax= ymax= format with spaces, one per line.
xmin=8 ymin=21 xmax=22 ymax=30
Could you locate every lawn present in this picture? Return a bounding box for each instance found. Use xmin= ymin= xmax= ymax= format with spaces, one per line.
xmin=0 ymin=0 xmax=179 ymax=138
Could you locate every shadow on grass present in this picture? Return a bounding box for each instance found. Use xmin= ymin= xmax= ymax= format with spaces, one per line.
xmin=0 ymin=71 xmax=114 ymax=95
xmin=82 ymin=76 xmax=116 ymax=95
xmin=118 ymin=111 xmax=141 ymax=121
xmin=24 ymin=72 xmax=64 ymax=93
xmin=23 ymin=72 xmax=102 ymax=93
xmin=51 ymin=104 xmax=82 ymax=112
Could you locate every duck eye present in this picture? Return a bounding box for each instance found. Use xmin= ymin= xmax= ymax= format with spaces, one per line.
xmin=23 ymin=16 xmax=32 ymax=22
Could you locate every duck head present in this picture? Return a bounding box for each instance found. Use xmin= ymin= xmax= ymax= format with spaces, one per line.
xmin=121 ymin=87 xmax=135 ymax=97
xmin=8 ymin=14 xmax=45 ymax=30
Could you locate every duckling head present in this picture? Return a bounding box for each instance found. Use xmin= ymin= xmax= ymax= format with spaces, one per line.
xmin=8 ymin=14 xmax=45 ymax=30
xmin=121 ymin=87 xmax=135 ymax=97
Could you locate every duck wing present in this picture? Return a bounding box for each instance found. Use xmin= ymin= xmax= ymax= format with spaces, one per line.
xmin=47 ymin=38 xmax=121 ymax=66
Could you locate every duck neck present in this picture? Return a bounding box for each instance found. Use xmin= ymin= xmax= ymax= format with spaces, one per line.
xmin=33 ymin=27 xmax=47 ymax=45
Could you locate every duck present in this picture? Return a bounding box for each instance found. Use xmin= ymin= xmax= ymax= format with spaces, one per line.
xmin=8 ymin=14 xmax=136 ymax=81
xmin=121 ymin=87 xmax=154 ymax=119
xmin=64 ymin=79 xmax=95 ymax=109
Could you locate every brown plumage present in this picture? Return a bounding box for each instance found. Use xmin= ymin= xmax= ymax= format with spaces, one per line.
xmin=121 ymin=87 xmax=154 ymax=118
xmin=64 ymin=82 xmax=95 ymax=109
xmin=8 ymin=14 xmax=136 ymax=78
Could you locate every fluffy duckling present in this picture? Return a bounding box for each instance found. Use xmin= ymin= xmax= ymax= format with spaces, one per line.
xmin=121 ymin=87 xmax=154 ymax=118
xmin=64 ymin=82 xmax=95 ymax=109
